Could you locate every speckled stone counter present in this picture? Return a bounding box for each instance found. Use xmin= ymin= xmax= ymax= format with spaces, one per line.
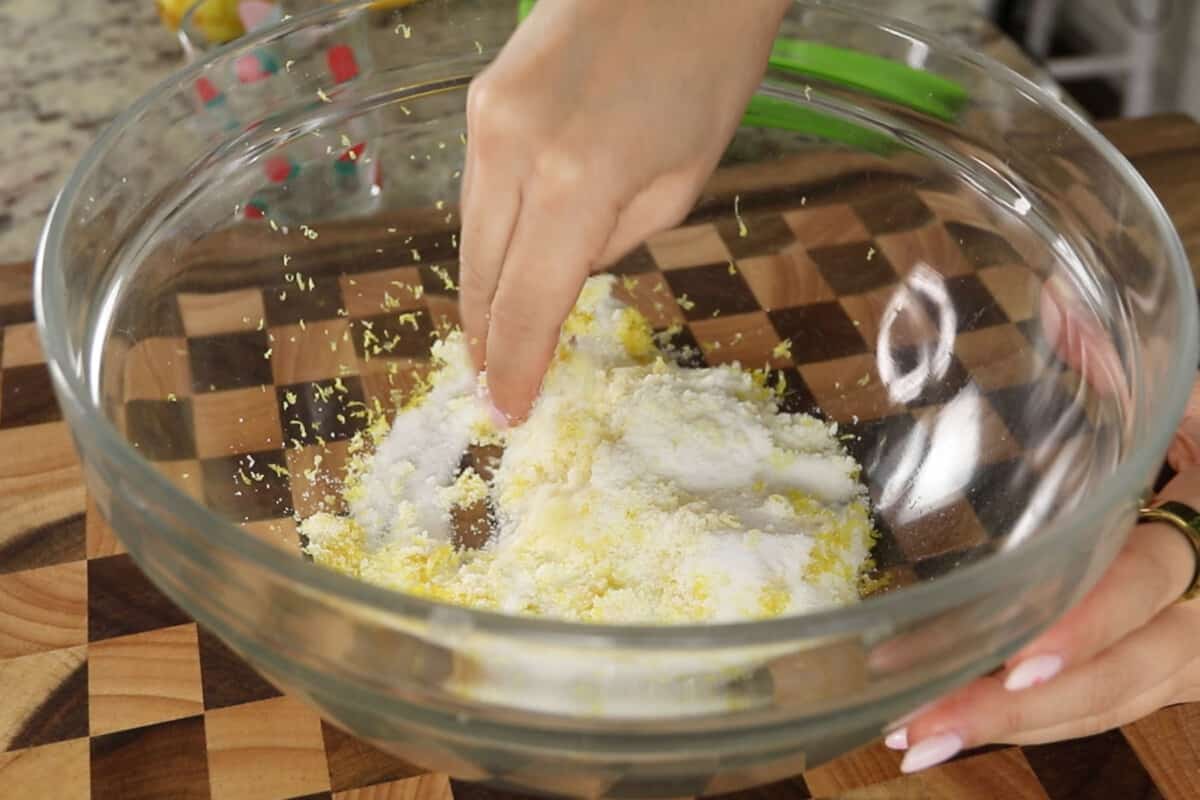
xmin=0 ymin=0 xmax=1058 ymax=263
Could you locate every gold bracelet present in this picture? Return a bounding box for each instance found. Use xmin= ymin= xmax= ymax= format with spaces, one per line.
xmin=1139 ymin=501 xmax=1200 ymax=602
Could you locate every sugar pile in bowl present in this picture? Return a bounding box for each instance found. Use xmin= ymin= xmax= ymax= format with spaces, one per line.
xmin=301 ymin=275 xmax=878 ymax=624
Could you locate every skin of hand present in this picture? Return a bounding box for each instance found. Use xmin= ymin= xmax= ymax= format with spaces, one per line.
xmin=457 ymin=0 xmax=790 ymax=423
xmin=885 ymin=282 xmax=1200 ymax=773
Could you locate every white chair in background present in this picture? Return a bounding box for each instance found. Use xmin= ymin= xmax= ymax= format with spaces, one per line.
xmin=1024 ymin=0 xmax=1172 ymax=117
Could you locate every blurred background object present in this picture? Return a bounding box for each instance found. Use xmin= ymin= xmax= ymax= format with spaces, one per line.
xmin=1 ymin=0 xmax=1198 ymax=264
xmin=994 ymin=0 xmax=1195 ymax=119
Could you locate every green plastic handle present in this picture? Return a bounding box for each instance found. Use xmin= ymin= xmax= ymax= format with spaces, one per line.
xmin=743 ymin=95 xmax=895 ymax=154
xmin=513 ymin=1 xmax=964 ymax=149
xmin=768 ymin=39 xmax=967 ymax=122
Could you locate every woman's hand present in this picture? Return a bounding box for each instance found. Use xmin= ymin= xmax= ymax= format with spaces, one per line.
xmin=458 ymin=0 xmax=789 ymax=422
xmin=887 ymin=466 xmax=1200 ymax=772
xmin=887 ymin=284 xmax=1200 ymax=773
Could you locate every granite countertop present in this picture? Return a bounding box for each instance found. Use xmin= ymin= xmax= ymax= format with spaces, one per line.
xmin=0 ymin=0 xmax=1059 ymax=264
xmin=0 ymin=0 xmax=180 ymax=263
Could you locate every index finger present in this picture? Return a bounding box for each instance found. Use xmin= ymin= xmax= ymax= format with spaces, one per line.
xmin=484 ymin=179 xmax=618 ymax=421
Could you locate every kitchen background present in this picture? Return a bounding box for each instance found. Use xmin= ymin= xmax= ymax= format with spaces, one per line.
xmin=0 ymin=0 xmax=1196 ymax=264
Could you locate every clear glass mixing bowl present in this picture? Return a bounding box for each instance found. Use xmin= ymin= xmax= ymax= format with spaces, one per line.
xmin=36 ymin=1 xmax=1197 ymax=796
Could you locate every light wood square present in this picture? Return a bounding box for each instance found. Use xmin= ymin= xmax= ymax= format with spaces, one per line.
xmin=0 ymin=737 xmax=90 ymax=800
xmin=86 ymin=497 xmax=126 ymax=559
xmin=240 ymin=518 xmax=302 ymax=556
xmin=341 ymin=267 xmax=425 ymax=318
xmin=287 ymin=441 xmax=353 ymax=518
xmin=123 ymin=337 xmax=193 ymax=401
xmin=876 ymin=222 xmax=973 ymax=279
xmin=152 ymin=459 xmax=205 ymax=501
xmin=978 ymin=264 xmax=1041 ymax=322
xmin=838 ymin=283 xmax=939 ymax=353
xmin=205 ymin=694 xmax=330 ymax=800
xmin=0 ymin=646 xmax=86 ymax=751
xmin=611 ymin=272 xmax=686 ymax=329
xmin=799 ymin=353 xmax=894 ymax=423
xmin=88 ymin=623 xmax=204 ymax=736
xmin=690 ymin=312 xmax=791 ymax=369
xmin=0 ymin=561 xmax=86 ymax=659
xmin=334 ymin=774 xmax=454 ymax=800
xmin=738 ymin=247 xmax=837 ymax=311
xmin=646 ymin=224 xmax=731 ymax=270
xmin=178 ymin=289 xmax=267 ymax=337
xmin=954 ymin=324 xmax=1045 ymax=392
xmin=270 ymin=318 xmax=358 ymax=386
xmin=782 ymin=204 xmax=871 ymax=247
xmin=192 ymin=387 xmax=285 ymax=459
xmin=1 ymin=322 xmax=44 ymax=367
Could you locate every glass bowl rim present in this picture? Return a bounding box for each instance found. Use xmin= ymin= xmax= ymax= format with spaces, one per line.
xmin=34 ymin=0 xmax=1199 ymax=648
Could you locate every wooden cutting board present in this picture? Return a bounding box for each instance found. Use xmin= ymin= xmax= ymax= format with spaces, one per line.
xmin=1 ymin=114 xmax=1199 ymax=800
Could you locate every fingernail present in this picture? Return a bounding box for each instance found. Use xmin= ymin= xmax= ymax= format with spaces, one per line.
xmin=1004 ymin=653 xmax=1063 ymax=692
xmin=488 ymin=401 xmax=509 ymax=430
xmin=884 ymin=728 xmax=908 ymax=750
xmin=900 ymin=732 xmax=963 ymax=774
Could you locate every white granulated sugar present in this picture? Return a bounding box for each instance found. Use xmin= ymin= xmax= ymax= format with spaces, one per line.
xmin=302 ymin=275 xmax=877 ymax=624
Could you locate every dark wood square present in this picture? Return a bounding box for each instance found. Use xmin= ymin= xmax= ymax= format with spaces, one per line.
xmin=706 ymin=775 xmax=813 ymax=800
xmin=0 ymin=363 xmax=62 ymax=428
xmin=4 ymin=660 xmax=88 ymax=751
xmin=277 ymin=377 xmax=367 ymax=446
xmin=888 ymin=498 xmax=989 ymax=564
xmin=966 ymin=458 xmax=1042 ymax=539
xmin=607 ymin=244 xmax=657 ymax=275
xmin=110 ymin=290 xmax=186 ymax=340
xmin=188 ymin=330 xmax=274 ymax=393
xmin=946 ymin=221 xmax=1024 ymax=268
xmin=451 ymin=779 xmax=542 ymax=800
xmin=941 ymin=275 xmax=1010 ymax=333
xmin=767 ymin=302 xmax=868 ymax=364
xmin=262 ymin=272 xmax=346 ymax=327
xmin=808 ymin=241 xmax=898 ymax=295
xmin=0 ymin=300 xmax=34 ymax=327
xmin=90 ymin=715 xmax=211 ymax=800
xmin=865 ymin=513 xmax=907 ymax=571
xmin=662 ymin=263 xmax=761 ymax=321
xmin=653 ymin=325 xmax=706 ymax=369
xmin=322 ymin=721 xmax=424 ymax=792
xmin=0 ymin=511 xmax=86 ymax=575
xmin=418 ymin=262 xmax=462 ymax=297
xmin=125 ymin=399 xmax=196 ymax=461
xmin=911 ymin=543 xmax=994 ymax=581
xmin=852 ymin=191 xmax=934 ymax=235
xmin=986 ymin=379 xmax=1087 ymax=450
xmin=197 ymin=626 xmax=282 ymax=710
xmin=350 ymin=312 xmax=435 ymax=361
xmin=842 ymin=413 xmax=919 ymax=477
xmin=880 ymin=348 xmax=973 ymax=408
xmin=88 ymin=553 xmax=191 ymax=642
xmin=1024 ymin=730 xmax=1161 ymax=800
xmin=772 ymin=367 xmax=823 ymax=417
xmin=715 ymin=213 xmax=797 ymax=259
xmin=201 ymin=450 xmax=294 ymax=522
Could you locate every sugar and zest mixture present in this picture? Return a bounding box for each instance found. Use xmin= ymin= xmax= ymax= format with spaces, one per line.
xmin=301 ymin=276 xmax=877 ymax=624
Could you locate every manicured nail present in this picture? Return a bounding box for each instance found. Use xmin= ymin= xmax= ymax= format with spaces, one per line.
xmin=1004 ymin=654 xmax=1063 ymax=692
xmin=488 ymin=402 xmax=509 ymax=430
xmin=900 ymin=733 xmax=963 ymax=773
xmin=884 ymin=727 xmax=908 ymax=750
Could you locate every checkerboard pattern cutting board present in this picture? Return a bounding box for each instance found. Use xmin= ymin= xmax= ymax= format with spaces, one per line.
xmin=3 ymin=125 xmax=1200 ymax=799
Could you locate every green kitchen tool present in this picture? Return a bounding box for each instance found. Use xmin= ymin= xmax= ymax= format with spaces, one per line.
xmin=513 ymin=0 xmax=969 ymax=153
